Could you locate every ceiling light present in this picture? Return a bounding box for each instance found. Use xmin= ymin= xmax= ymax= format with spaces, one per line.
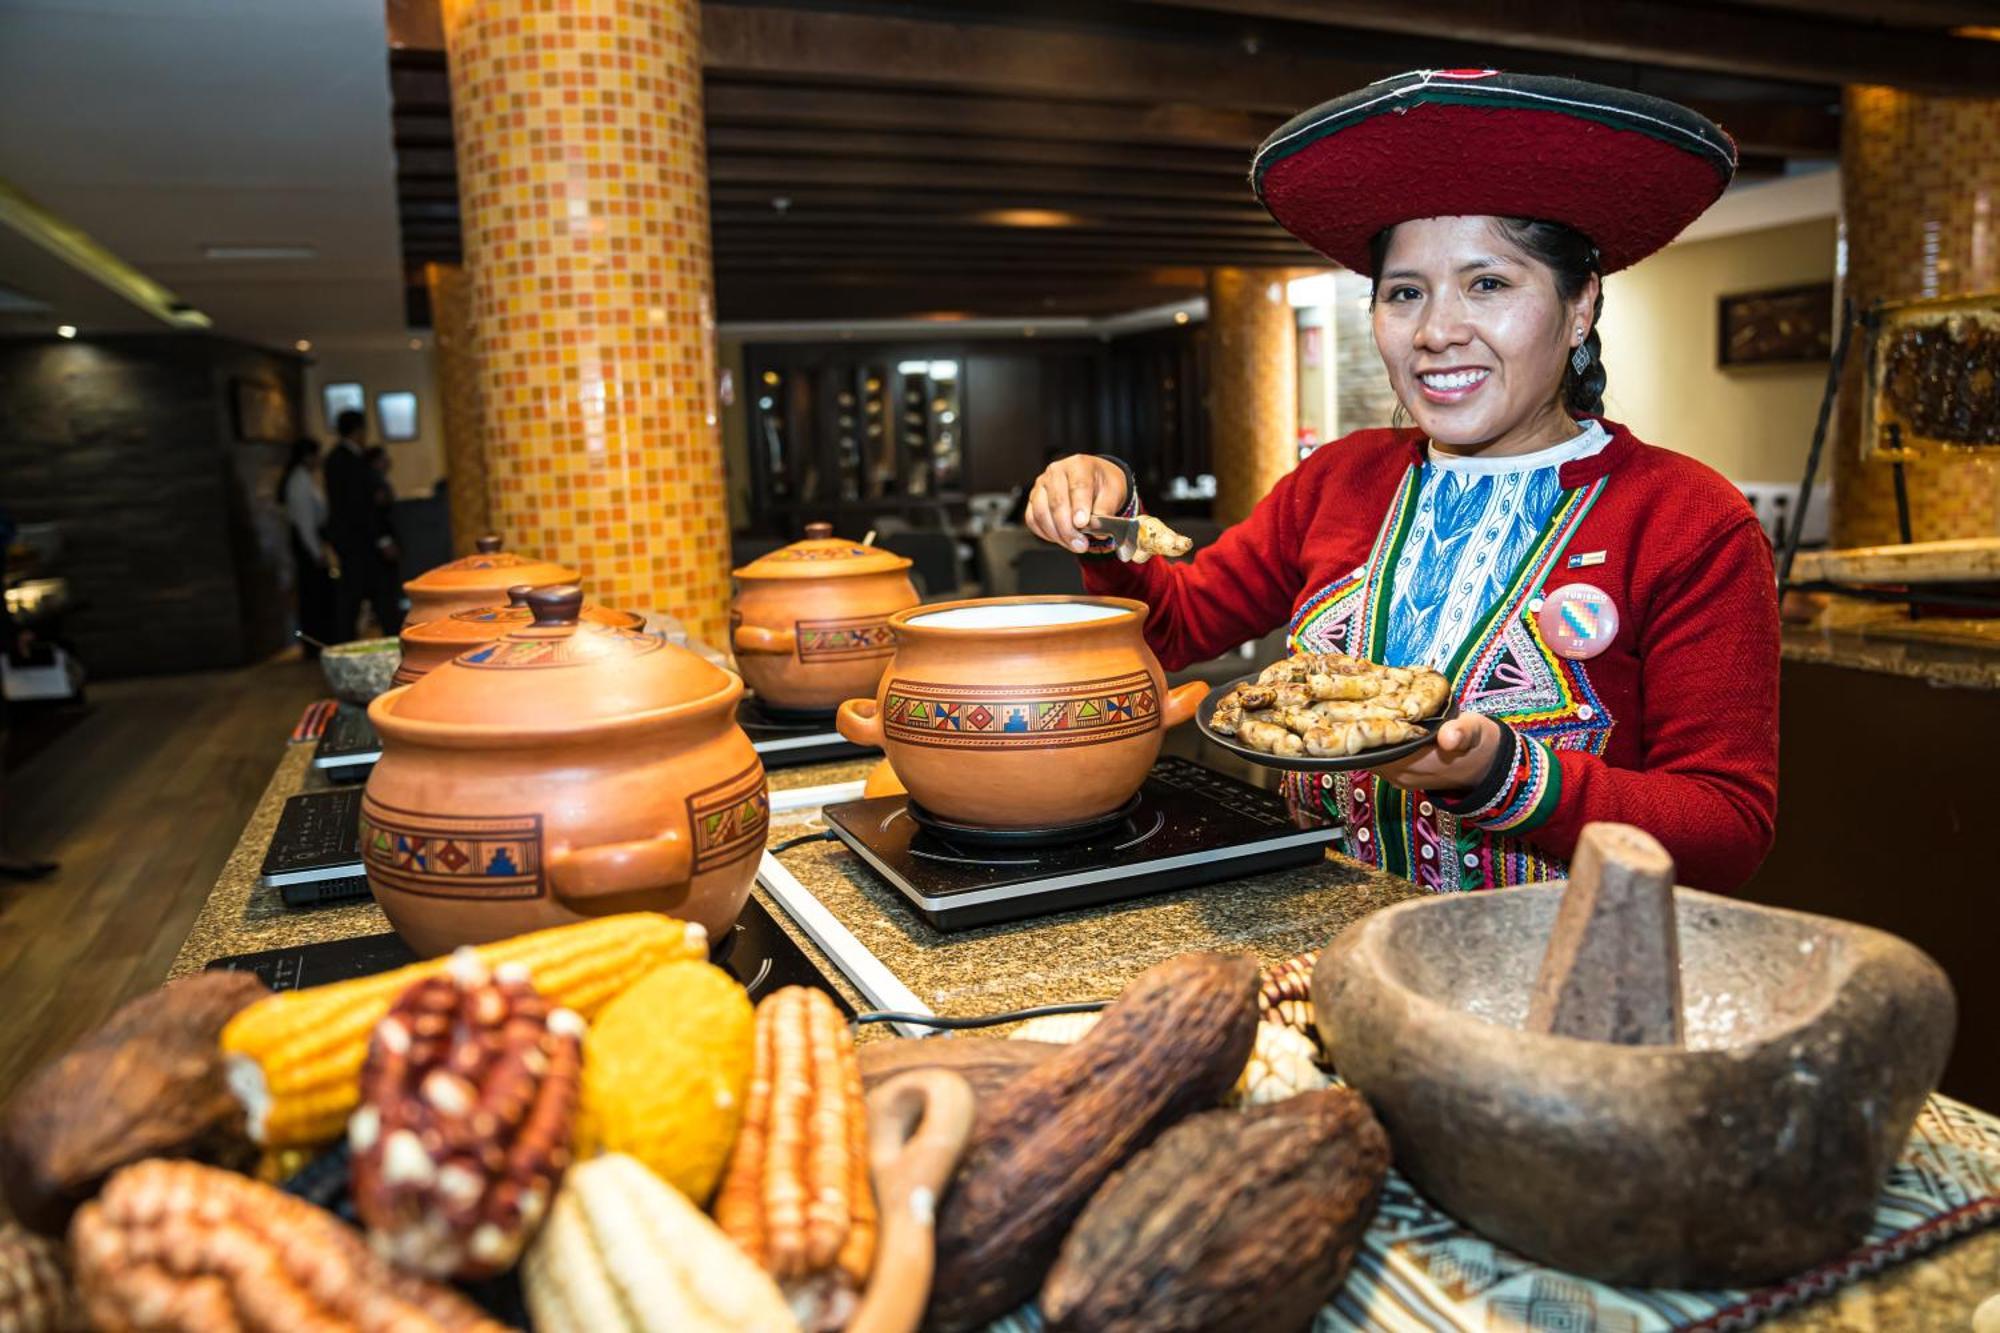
xmin=202 ymin=244 xmax=318 ymax=261
xmin=409 ymin=338 xmax=423 ymax=351
xmin=975 ymin=209 xmax=1084 ymax=229
xmin=56 ymin=324 xmax=76 ymax=339
xmin=295 ymin=338 xmax=312 ymax=352
xmin=1954 ymin=25 xmax=2000 ymax=39
xmin=1173 ymin=310 xmax=1190 ymax=325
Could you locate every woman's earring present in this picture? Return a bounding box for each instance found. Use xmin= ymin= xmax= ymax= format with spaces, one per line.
xmin=1570 ymin=328 xmax=1590 ymax=376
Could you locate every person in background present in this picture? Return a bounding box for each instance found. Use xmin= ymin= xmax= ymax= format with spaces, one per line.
xmin=363 ymin=446 xmax=403 ymax=617
xmin=323 ymin=410 xmax=403 ymax=638
xmin=0 ymin=507 xmax=57 ymax=881
xmin=277 ymin=437 xmax=336 ymax=656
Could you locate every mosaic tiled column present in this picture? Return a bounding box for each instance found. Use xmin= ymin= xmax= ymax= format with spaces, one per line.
xmin=424 ymin=262 xmax=490 ymax=556
xmin=440 ymin=0 xmax=730 ymax=642
xmin=1831 ymin=87 xmax=2000 ymax=548
xmin=1209 ymin=268 xmax=1304 ymax=525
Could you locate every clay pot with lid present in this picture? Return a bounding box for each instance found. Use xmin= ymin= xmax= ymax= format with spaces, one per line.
xmin=402 ymin=535 xmax=580 ymax=627
xmin=364 ymin=585 xmax=767 ymax=955
xmin=834 ymin=596 xmax=1207 ymax=830
xmin=731 ymin=522 xmax=920 ymax=715
xmin=394 ymin=583 xmax=645 ymax=686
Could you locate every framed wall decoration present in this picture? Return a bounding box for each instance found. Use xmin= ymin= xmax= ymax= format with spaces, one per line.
xmin=376 ymin=391 xmax=420 ymax=442
xmin=322 ymin=381 xmax=365 ymax=432
xmin=1717 ymin=282 xmax=1836 ymax=367
xmin=231 ymin=377 xmax=296 ymax=443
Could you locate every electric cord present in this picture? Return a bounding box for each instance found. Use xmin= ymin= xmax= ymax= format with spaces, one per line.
xmin=769 ymin=828 xmax=840 ymax=855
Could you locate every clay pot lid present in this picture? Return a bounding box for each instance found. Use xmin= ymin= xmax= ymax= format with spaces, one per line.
xmin=380 ymin=586 xmax=736 ymax=733
xmin=402 ymin=584 xmax=645 ymax=649
xmin=405 ymin=535 xmax=579 ymax=596
xmin=733 ymin=522 xmax=912 ymax=580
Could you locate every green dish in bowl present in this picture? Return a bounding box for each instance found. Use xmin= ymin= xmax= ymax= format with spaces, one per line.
xmin=320 ymin=637 xmax=402 ymax=705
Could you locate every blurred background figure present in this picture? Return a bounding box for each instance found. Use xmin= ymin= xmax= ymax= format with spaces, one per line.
xmin=277 ymin=436 xmax=336 ymax=656
xmin=323 ymin=410 xmax=403 ymax=639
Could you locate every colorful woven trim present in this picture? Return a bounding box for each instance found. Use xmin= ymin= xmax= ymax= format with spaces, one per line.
xmin=1460 ymin=729 xmax=1563 ymax=835
xmin=1355 ymin=465 xmax=1423 ymax=661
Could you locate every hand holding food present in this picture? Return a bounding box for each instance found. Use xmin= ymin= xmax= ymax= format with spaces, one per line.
xmin=1025 ymin=455 xmax=1130 ymax=553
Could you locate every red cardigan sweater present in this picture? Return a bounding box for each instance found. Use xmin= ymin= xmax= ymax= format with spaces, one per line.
xmin=1082 ymin=420 xmax=1779 ymax=892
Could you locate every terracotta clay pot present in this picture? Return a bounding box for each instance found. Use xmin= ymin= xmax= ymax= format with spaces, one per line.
xmin=834 ymin=596 xmax=1207 ymax=829
xmin=402 ymin=535 xmax=580 ymax=627
xmin=731 ymin=523 xmax=919 ymax=715
xmin=394 ymin=584 xmax=644 ymax=686
xmin=364 ymin=585 xmax=767 ymax=956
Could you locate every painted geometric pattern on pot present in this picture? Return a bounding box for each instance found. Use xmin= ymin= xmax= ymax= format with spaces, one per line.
xmin=687 ymin=762 xmax=769 ymax=873
xmin=763 ymin=545 xmax=873 ymax=562
xmin=797 ymin=616 xmax=896 ymax=662
xmin=882 ymin=671 xmax=1158 ymax=750
xmin=457 ymin=629 xmax=662 ymax=670
xmin=359 ymin=796 xmax=543 ymax=900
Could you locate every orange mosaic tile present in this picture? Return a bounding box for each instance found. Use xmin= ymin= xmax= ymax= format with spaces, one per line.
xmin=439 ymin=0 xmax=730 ymax=644
xmin=1209 ymin=267 xmax=1307 ymax=524
xmin=1831 ymin=87 xmax=2000 ymax=547
xmin=424 ymin=261 xmax=490 ymax=557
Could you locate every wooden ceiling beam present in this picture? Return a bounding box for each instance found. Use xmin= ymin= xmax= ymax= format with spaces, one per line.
xmin=704 ymin=127 xmax=1248 ymax=175
xmin=709 ymin=155 xmax=1251 ymax=200
xmin=703 ymin=84 xmax=1278 ymax=150
xmin=1123 ymin=0 xmax=2000 ymax=96
xmin=1726 ymin=0 xmax=2000 ymax=28
xmin=712 ymin=212 xmax=1292 ymax=238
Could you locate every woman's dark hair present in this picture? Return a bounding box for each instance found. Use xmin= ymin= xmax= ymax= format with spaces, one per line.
xmin=276 ymin=436 xmax=318 ymax=505
xmin=1368 ymin=218 xmax=1607 ymax=416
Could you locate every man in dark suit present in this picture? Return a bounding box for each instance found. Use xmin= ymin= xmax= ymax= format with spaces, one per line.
xmin=324 ymin=410 xmax=404 ymax=638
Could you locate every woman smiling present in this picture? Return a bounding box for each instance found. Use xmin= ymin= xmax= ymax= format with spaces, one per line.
xmin=1027 ymin=70 xmax=1780 ymax=893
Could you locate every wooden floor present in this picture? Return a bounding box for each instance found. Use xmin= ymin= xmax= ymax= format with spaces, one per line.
xmin=0 ymin=655 xmax=324 ymax=1110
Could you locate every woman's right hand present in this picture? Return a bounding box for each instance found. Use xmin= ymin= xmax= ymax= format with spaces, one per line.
xmin=1025 ymin=455 xmax=1130 ymax=553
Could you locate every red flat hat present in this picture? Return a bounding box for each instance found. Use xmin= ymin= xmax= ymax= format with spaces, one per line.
xmin=1252 ymin=69 xmax=1737 ymax=275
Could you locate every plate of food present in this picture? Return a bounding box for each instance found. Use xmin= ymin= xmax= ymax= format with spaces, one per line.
xmin=1195 ymin=652 xmax=1456 ymax=772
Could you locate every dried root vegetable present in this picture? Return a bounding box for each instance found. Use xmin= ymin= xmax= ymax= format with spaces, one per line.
xmin=1133 ymin=516 xmax=1193 ymax=559
xmin=1216 ymin=654 xmax=1448 ymax=758
xmin=69 ymin=1159 xmax=504 ymax=1333
xmin=524 ymin=1153 xmax=799 ymax=1333
xmin=1010 ymin=1014 xmax=1326 ymax=1106
xmin=715 ymin=986 xmax=876 ymax=1332
xmin=350 ymin=950 xmax=584 ymax=1279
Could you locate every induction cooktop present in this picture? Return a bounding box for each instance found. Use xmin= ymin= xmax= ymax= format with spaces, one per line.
xmin=738 ymin=694 xmax=875 ymax=769
xmin=822 ymin=756 xmax=1341 ymax=930
xmin=205 ymin=895 xmax=850 ymax=1015
xmin=311 ymin=703 xmax=380 ymax=782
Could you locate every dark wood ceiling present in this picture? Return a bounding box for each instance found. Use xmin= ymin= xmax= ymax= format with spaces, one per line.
xmin=385 ymin=0 xmax=2000 ymax=325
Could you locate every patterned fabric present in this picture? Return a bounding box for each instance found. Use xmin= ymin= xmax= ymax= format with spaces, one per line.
xmin=985 ymin=1093 xmax=2000 ymax=1333
xmin=1285 ymin=452 xmax=1610 ymax=890
xmin=1384 ymin=422 xmax=1610 ymax=672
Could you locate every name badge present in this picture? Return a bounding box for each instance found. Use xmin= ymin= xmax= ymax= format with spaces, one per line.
xmin=1538 ymin=583 xmax=1619 ymax=660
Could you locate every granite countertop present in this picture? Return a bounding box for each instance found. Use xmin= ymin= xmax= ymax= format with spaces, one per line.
xmin=165 ymin=748 xmax=2000 ymax=1328
xmin=1781 ymin=597 xmax=2000 ymax=691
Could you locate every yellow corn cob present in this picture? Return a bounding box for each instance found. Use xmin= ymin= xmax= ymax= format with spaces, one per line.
xmin=524 ymin=1154 xmax=799 ymax=1333
xmin=220 ymin=913 xmax=707 ymax=1149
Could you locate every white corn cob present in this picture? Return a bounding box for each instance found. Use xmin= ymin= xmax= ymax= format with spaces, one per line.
xmin=523 ymin=1154 xmax=800 ymax=1333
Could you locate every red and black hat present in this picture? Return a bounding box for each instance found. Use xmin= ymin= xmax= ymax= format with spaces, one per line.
xmin=1252 ymin=69 xmax=1737 ymax=276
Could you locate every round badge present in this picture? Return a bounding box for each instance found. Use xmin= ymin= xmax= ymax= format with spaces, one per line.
xmin=1538 ymin=582 xmax=1619 ymax=660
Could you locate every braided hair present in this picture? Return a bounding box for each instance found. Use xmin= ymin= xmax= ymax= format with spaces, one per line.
xmin=1368 ymin=218 xmax=1608 ymax=416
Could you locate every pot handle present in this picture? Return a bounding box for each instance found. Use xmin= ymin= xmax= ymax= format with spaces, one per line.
xmin=547 ymin=828 xmax=690 ymax=901
xmin=733 ymin=623 xmax=797 ymax=655
xmin=1162 ymin=680 xmax=1209 ymax=729
xmin=836 ymin=697 xmax=885 ymax=747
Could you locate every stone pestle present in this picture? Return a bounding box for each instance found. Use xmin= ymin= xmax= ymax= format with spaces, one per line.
xmin=1524 ymin=822 xmax=1684 ymax=1046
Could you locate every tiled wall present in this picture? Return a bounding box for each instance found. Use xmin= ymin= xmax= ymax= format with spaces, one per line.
xmin=424 ymin=261 xmax=489 ymax=556
xmin=1209 ymin=267 xmax=1304 ymax=525
xmin=0 ymin=335 xmax=298 ymax=677
xmin=440 ymin=0 xmax=731 ymax=644
xmin=1831 ymin=87 xmax=2000 ymax=548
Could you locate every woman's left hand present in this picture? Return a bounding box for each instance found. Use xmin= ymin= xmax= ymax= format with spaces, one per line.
xmin=1370 ymin=711 xmax=1504 ymax=793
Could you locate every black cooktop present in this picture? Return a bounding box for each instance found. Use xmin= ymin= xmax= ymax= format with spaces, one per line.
xmin=822 ymin=755 xmax=1340 ymax=930
xmin=311 ymin=703 xmax=380 ymax=782
xmin=738 ymin=694 xmax=875 ymax=769
xmin=205 ymin=895 xmax=849 ymax=1015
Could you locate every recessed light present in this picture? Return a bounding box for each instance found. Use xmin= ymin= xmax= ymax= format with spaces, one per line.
xmin=975 ymin=209 xmax=1084 ymax=229
xmin=409 ymin=338 xmax=423 ymax=351
xmin=1173 ymin=311 xmax=1190 ymax=325
xmin=203 ymin=244 xmax=318 ymax=261
xmin=295 ymin=338 xmax=312 ymax=352
xmin=56 ymin=324 xmax=76 ymax=339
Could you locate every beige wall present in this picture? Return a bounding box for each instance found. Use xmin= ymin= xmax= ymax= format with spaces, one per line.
xmin=302 ymin=340 xmax=446 ymax=498
xmin=1598 ymin=217 xmax=1837 ymax=483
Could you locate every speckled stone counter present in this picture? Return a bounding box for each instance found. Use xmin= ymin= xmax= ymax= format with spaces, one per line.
xmin=1781 ymin=599 xmax=2000 ymax=691
xmin=166 ymin=749 xmax=1999 ymax=1327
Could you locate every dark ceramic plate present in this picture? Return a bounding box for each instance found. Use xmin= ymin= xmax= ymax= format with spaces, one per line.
xmin=1194 ymin=670 xmax=1457 ymax=773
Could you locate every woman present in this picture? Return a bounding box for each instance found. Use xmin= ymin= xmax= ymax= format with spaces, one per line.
xmin=278 ymin=437 xmax=336 ymax=655
xmin=1028 ymin=70 xmax=1778 ymax=893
